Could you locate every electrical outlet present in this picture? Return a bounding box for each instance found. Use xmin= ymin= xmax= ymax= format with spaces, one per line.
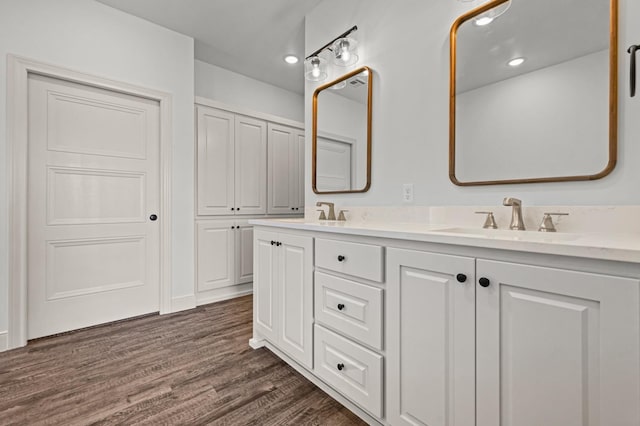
xmin=402 ymin=184 xmax=414 ymax=203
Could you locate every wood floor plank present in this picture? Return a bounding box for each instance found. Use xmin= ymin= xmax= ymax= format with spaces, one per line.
xmin=0 ymin=295 xmax=366 ymax=425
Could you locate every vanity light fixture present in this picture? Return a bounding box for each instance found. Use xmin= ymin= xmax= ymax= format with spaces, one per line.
xmin=304 ymin=56 xmax=328 ymax=81
xmin=304 ymin=25 xmax=359 ymax=82
xmin=508 ymin=57 xmax=526 ymax=67
xmin=284 ymin=55 xmax=299 ymax=64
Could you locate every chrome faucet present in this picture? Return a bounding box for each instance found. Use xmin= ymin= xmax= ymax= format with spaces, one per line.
xmin=503 ymin=197 xmax=525 ymax=230
xmin=316 ymin=202 xmax=336 ymax=220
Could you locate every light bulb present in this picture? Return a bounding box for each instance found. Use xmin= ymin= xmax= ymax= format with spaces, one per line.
xmin=341 ymin=49 xmax=350 ymax=63
xmin=312 ymin=66 xmax=320 ymax=78
xmin=474 ymin=16 xmax=493 ymax=26
xmin=508 ymin=57 xmax=525 ymax=67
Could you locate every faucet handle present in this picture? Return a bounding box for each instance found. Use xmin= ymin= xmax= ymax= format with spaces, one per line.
xmin=475 ymin=211 xmax=498 ymax=229
xmin=317 ymin=209 xmax=327 ymax=220
xmin=538 ymin=212 xmax=569 ymax=232
xmin=337 ymin=210 xmax=349 ymax=221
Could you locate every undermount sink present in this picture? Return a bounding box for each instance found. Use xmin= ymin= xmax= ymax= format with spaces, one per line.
xmin=434 ymin=227 xmax=581 ymax=243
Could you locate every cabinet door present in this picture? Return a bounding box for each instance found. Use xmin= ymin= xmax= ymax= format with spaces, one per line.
xmin=197 ymin=106 xmax=235 ymax=215
xmin=196 ymin=220 xmax=235 ymax=292
xmin=267 ymin=123 xmax=302 ymax=214
xmin=253 ymin=229 xmax=278 ymax=343
xmin=387 ymin=248 xmax=476 ymax=426
xmin=235 ymin=221 xmax=253 ymax=284
xmin=235 ymin=115 xmax=266 ymax=215
xmin=476 ymin=260 xmax=640 ymax=426
xmin=294 ymin=129 xmax=305 ymax=211
xmin=278 ymin=232 xmax=313 ymax=368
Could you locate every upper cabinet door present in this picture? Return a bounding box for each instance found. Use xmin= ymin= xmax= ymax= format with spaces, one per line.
xmin=267 ymin=124 xmax=303 ymax=215
xmin=197 ymin=106 xmax=235 ymax=215
xmin=294 ymin=129 xmax=305 ymax=211
xmin=234 ymin=115 xmax=267 ymax=215
xmin=476 ymin=259 xmax=640 ymax=426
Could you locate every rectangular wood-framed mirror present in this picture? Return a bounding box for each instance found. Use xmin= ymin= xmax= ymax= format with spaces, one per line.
xmin=449 ymin=0 xmax=618 ymax=186
xmin=312 ymin=66 xmax=372 ymax=194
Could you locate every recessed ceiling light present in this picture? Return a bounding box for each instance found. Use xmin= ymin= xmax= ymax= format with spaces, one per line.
xmin=508 ymin=57 xmax=526 ymax=67
xmin=474 ymin=16 xmax=494 ymax=26
xmin=284 ymin=55 xmax=299 ymax=65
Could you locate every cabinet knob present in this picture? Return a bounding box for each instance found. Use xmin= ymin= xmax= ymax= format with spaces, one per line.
xmin=276 ymin=242 xmax=282 ymax=246
xmin=291 ymin=207 xmax=295 ymax=210
xmin=337 ymin=363 xmax=345 ymax=371
xmin=337 ymin=255 xmax=345 ymax=262
xmin=237 ymin=208 xmax=240 ymax=211
xmin=479 ymin=277 xmax=491 ymax=288
xmin=456 ymin=273 xmax=467 ymax=283
xmin=337 ymin=303 xmax=345 ymax=311
xmin=149 ymin=214 xmax=158 ymax=221
xmin=231 ymin=207 xmax=235 ymax=211
xmin=231 ymin=226 xmax=235 ymax=229
xmin=270 ymin=240 xmax=275 ymax=245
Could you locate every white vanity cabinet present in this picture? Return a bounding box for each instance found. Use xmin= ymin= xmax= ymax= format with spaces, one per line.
xmin=253 ymin=229 xmax=313 ymax=368
xmin=251 ymin=221 xmax=640 ymax=426
xmin=388 ymin=248 xmax=640 ymax=426
xmin=475 ymin=259 xmax=640 ymax=426
xmin=267 ymin=123 xmax=305 ymax=215
xmin=196 ymin=105 xmax=267 ymax=216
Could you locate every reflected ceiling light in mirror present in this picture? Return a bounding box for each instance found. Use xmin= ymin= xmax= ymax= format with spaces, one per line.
xmin=329 ymin=80 xmax=347 ymax=90
xmin=508 ymin=57 xmax=526 ymax=67
xmin=304 ymin=56 xmax=328 ymax=81
xmin=284 ymin=55 xmax=299 ymax=64
xmin=304 ymin=25 xmax=358 ymax=82
xmin=470 ymin=0 xmax=512 ymax=26
xmin=332 ymin=37 xmax=359 ymax=66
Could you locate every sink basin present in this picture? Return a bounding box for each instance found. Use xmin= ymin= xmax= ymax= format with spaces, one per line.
xmin=434 ymin=227 xmax=581 ymax=243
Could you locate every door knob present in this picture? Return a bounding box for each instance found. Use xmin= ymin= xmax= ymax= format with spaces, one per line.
xmin=149 ymin=214 xmax=158 ymax=221
xmin=479 ymin=277 xmax=491 ymax=288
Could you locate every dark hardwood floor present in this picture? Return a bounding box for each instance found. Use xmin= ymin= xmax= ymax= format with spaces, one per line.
xmin=0 ymin=296 xmax=366 ymax=425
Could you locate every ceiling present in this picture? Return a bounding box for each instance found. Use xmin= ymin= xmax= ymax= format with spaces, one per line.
xmin=456 ymin=0 xmax=610 ymax=93
xmin=96 ymin=0 xmax=324 ymax=94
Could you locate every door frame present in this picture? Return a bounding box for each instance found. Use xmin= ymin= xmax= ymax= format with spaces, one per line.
xmin=7 ymin=55 xmax=173 ymax=349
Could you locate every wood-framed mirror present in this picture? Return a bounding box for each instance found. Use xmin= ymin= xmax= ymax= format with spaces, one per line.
xmin=312 ymin=66 xmax=372 ymax=194
xmin=449 ymin=0 xmax=618 ymax=186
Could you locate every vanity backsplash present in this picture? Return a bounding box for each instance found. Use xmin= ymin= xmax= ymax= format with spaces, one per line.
xmin=305 ymin=205 xmax=640 ymax=234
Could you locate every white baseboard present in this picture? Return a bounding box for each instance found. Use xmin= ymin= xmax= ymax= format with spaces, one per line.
xmin=170 ymin=294 xmax=197 ymax=313
xmin=196 ymin=283 xmax=253 ymax=306
xmin=0 ymin=331 xmax=8 ymax=352
xmin=249 ymin=337 xmax=265 ymax=349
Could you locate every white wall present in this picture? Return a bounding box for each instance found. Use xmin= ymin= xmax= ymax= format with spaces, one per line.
xmin=305 ymin=0 xmax=640 ymax=207
xmin=457 ymin=50 xmax=609 ymax=182
xmin=0 ymin=0 xmax=195 ymax=335
xmin=195 ymin=60 xmax=304 ymax=122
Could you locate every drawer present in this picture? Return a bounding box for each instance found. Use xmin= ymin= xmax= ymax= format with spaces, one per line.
xmin=315 ymin=272 xmax=383 ymax=350
xmin=315 ymin=238 xmax=384 ymax=282
xmin=314 ymin=324 xmax=383 ymax=418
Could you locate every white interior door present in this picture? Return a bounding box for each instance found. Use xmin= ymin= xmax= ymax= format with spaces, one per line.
xmin=27 ymin=74 xmax=161 ymax=339
xmin=317 ymin=136 xmax=352 ymax=191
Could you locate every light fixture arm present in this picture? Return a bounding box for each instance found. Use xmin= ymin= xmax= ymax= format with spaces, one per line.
xmin=305 ymin=25 xmax=358 ymax=60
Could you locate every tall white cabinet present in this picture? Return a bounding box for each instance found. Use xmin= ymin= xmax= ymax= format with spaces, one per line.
xmin=195 ymin=99 xmax=304 ymax=306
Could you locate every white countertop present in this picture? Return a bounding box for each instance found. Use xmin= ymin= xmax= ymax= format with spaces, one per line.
xmin=249 ymin=218 xmax=640 ymax=264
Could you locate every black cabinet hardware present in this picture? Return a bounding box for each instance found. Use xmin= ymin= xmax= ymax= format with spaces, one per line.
xmin=337 ymin=255 xmax=345 ymax=262
xmin=456 ymin=273 xmax=467 ymax=283
xmin=231 ymin=207 xmax=235 ymax=211
xmin=629 ymin=44 xmax=639 ymax=97
xmin=337 ymin=363 xmax=345 ymax=371
xmin=337 ymin=303 xmax=345 ymax=310
xmin=276 ymin=242 xmax=282 ymax=246
xmin=270 ymin=240 xmax=275 ymax=245
xmin=479 ymin=277 xmax=491 ymax=288
xmin=149 ymin=214 xmax=158 ymax=221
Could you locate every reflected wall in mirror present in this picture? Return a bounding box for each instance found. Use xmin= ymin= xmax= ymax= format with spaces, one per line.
xmin=313 ymin=66 xmax=372 ymax=194
xmin=450 ymin=0 xmax=618 ymax=185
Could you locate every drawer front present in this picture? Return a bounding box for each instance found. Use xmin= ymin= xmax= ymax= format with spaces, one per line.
xmin=315 ymin=238 xmax=384 ymax=282
xmin=315 ymin=272 xmax=383 ymax=350
xmin=314 ymin=324 xmax=383 ymax=418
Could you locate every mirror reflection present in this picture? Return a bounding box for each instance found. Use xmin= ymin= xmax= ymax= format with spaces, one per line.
xmin=313 ymin=66 xmax=372 ymax=194
xmin=451 ymin=0 xmax=616 ymax=185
